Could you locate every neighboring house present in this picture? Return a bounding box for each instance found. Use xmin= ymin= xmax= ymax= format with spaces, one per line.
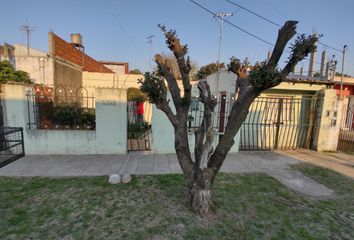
xmin=0 ymin=32 xmax=115 ymax=94
xmin=0 ymin=43 xmax=15 ymax=66
xmin=333 ymin=76 xmax=354 ymax=110
xmin=185 ymin=70 xmax=336 ymax=152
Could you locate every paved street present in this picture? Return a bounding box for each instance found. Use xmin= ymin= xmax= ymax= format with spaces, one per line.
xmin=1 ymin=151 xmax=346 ymax=198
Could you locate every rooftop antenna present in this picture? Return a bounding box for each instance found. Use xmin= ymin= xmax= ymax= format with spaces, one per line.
xmin=147 ymin=35 xmax=155 ymax=71
xmin=20 ymin=20 xmax=36 ymax=56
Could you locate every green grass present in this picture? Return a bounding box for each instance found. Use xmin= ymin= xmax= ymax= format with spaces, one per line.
xmin=1 ymin=164 xmax=354 ymax=239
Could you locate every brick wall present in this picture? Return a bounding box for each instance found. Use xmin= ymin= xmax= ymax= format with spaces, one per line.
xmin=50 ymin=33 xmax=113 ymax=73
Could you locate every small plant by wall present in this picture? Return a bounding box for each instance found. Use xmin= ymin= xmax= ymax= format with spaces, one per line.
xmin=27 ymin=88 xmax=96 ymax=130
xmin=50 ymin=104 xmax=95 ymax=129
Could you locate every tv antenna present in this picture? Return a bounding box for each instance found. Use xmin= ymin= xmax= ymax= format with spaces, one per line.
xmin=20 ymin=22 xmax=37 ymax=56
xmin=147 ymin=35 xmax=155 ymax=71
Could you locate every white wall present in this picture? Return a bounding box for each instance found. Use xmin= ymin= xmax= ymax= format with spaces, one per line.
xmin=2 ymin=83 xmax=127 ymax=154
xmin=151 ymin=97 xmax=240 ymax=154
xmin=198 ymin=70 xmax=237 ymax=97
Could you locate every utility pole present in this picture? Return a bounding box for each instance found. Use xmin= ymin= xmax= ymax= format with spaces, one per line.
xmin=215 ymin=12 xmax=233 ymax=95
xmin=20 ymin=24 xmax=36 ymax=56
xmin=340 ymin=45 xmax=348 ymax=100
xmin=147 ymin=35 xmax=155 ymax=72
xmin=215 ymin=12 xmax=233 ymax=70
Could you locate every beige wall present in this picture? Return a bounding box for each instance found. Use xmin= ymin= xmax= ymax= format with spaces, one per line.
xmin=83 ymin=72 xmax=144 ymax=89
xmin=10 ymin=44 xmax=55 ymax=86
xmin=15 ymin=56 xmax=54 ymax=86
xmin=14 ymin=44 xmax=47 ymax=57
xmin=272 ymin=81 xmax=329 ymax=91
xmin=334 ymin=76 xmax=354 ymax=84
xmin=83 ymin=71 xmax=144 ymax=99
xmin=54 ymin=59 xmax=82 ymax=92
xmin=103 ymin=64 xmax=126 ymax=75
xmin=312 ymin=89 xmax=343 ymax=151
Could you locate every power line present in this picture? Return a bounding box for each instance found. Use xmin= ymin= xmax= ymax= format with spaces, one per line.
xmin=101 ymin=0 xmax=144 ymax=56
xmin=189 ymin=0 xmax=275 ymax=46
xmin=225 ymin=0 xmax=343 ymax=54
xmin=190 ymin=0 xmax=340 ymax=69
xmin=225 ymin=0 xmax=281 ymax=27
xmin=318 ymin=41 xmax=342 ymax=53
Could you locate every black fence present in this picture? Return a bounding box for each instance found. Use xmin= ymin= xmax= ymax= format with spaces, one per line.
xmin=188 ymin=93 xmax=234 ymax=132
xmin=0 ymin=127 xmax=25 ymax=168
xmin=26 ymin=87 xmax=95 ymax=130
xmin=337 ymin=105 xmax=354 ymax=153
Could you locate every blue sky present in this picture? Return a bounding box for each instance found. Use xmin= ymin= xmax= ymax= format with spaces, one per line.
xmin=1 ymin=0 xmax=353 ymax=75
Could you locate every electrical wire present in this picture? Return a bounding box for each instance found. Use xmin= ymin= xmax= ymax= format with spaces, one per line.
xmin=225 ymin=0 xmax=344 ymax=54
xmin=189 ymin=0 xmax=275 ymax=46
xmin=225 ymin=0 xmax=281 ymax=27
xmin=101 ymin=0 xmax=144 ymax=56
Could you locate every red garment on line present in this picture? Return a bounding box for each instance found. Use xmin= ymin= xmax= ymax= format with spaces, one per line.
xmin=136 ymin=102 xmax=144 ymax=115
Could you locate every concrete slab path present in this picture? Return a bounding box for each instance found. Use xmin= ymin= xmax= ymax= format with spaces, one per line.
xmin=278 ymin=149 xmax=354 ymax=179
xmin=0 ymin=151 xmax=338 ymax=198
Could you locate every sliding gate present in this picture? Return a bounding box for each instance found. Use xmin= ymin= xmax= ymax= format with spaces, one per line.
xmin=239 ymin=96 xmax=319 ymax=150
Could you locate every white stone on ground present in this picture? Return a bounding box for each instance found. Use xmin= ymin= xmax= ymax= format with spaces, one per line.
xmin=122 ymin=173 xmax=132 ymax=183
xmin=108 ymin=174 xmax=121 ymax=184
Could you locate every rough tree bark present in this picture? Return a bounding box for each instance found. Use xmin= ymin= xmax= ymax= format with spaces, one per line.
xmin=141 ymin=21 xmax=317 ymax=215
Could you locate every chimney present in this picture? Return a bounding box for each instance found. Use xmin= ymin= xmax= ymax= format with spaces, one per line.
xmin=308 ymin=33 xmax=317 ymax=77
xmin=320 ymin=50 xmax=326 ymax=78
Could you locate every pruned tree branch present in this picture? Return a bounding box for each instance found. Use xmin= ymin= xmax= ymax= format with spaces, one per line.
xmin=155 ymin=54 xmax=182 ymax=107
xmin=282 ymin=34 xmax=318 ymax=75
xmin=268 ymin=20 xmax=298 ymax=68
xmin=139 ymin=72 xmax=178 ymax=126
xmin=194 ymin=80 xmax=217 ymax=169
xmin=156 ymin=100 xmax=178 ymax=127
xmin=158 ymin=25 xmax=192 ymax=106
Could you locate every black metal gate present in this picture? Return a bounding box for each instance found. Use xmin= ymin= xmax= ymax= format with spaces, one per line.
xmin=337 ymin=105 xmax=354 ymax=153
xmin=127 ymin=101 xmax=151 ymax=151
xmin=240 ymin=96 xmax=319 ymax=150
xmin=0 ymin=127 xmax=25 ymax=168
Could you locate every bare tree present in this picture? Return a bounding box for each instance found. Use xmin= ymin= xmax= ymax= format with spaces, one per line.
xmin=140 ymin=21 xmax=317 ymax=215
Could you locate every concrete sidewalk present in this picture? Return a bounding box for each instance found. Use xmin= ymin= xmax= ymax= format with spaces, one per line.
xmin=0 ymin=151 xmax=336 ymax=198
xmin=278 ymin=149 xmax=354 ymax=179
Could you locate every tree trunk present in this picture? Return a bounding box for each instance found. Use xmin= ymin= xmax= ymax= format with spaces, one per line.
xmin=189 ymin=168 xmax=213 ymax=215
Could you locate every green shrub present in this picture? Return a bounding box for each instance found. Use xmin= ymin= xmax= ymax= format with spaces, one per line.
xmin=53 ymin=104 xmax=81 ymax=126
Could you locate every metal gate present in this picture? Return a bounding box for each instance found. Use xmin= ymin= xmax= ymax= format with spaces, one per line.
xmin=0 ymin=127 xmax=25 ymax=168
xmin=239 ymin=96 xmax=319 ymax=150
xmin=337 ymin=105 xmax=354 ymax=153
xmin=127 ymin=101 xmax=152 ymax=151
